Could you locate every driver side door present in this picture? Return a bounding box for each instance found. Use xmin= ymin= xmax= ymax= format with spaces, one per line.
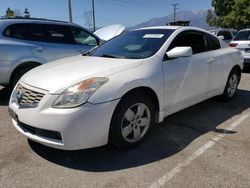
xmin=163 ymin=31 xmax=211 ymax=112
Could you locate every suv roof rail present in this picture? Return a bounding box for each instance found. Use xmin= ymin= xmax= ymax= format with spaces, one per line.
xmin=0 ymin=17 xmax=69 ymax=23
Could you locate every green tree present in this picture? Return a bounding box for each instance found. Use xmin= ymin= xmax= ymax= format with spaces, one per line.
xmin=223 ymin=0 xmax=250 ymax=30
xmin=212 ymin=0 xmax=235 ymax=17
xmin=24 ymin=8 xmax=30 ymax=18
xmin=4 ymin=7 xmax=14 ymax=18
xmin=206 ymin=9 xmax=219 ymax=27
xmin=207 ymin=0 xmax=250 ymax=30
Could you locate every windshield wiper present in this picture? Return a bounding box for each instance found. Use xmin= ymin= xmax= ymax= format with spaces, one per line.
xmin=81 ymin=51 xmax=91 ymax=56
xmin=101 ymin=54 xmax=125 ymax=59
xmin=82 ymin=46 xmax=98 ymax=56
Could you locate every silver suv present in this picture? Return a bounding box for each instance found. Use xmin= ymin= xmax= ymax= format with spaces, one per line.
xmin=0 ymin=18 xmax=101 ymax=88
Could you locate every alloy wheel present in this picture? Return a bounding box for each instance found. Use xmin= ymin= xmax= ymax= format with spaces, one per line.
xmin=227 ymin=74 xmax=238 ymax=98
xmin=121 ymin=103 xmax=151 ymax=143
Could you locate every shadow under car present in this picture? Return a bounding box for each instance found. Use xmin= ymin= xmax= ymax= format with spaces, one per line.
xmin=28 ymin=89 xmax=250 ymax=172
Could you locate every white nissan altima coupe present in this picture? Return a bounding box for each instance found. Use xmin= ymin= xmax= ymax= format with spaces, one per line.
xmin=9 ymin=26 xmax=243 ymax=150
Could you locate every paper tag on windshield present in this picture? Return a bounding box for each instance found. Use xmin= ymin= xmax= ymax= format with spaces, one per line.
xmin=143 ymin=34 xmax=164 ymax=38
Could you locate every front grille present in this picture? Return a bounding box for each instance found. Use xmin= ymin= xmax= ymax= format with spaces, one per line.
xmin=16 ymin=84 xmax=45 ymax=107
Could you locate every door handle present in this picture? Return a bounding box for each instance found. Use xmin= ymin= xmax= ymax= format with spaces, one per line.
xmin=207 ymin=58 xmax=215 ymax=64
xmin=34 ymin=47 xmax=43 ymax=52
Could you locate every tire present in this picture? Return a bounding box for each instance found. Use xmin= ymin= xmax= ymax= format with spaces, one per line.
xmin=10 ymin=65 xmax=39 ymax=90
xmin=109 ymin=93 xmax=155 ymax=149
xmin=220 ymin=69 xmax=240 ymax=101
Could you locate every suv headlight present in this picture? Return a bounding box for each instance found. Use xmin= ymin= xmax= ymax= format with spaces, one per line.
xmin=53 ymin=77 xmax=109 ymax=108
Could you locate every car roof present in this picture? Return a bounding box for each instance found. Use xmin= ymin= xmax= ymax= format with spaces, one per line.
xmin=0 ymin=18 xmax=83 ymax=28
xmin=238 ymin=28 xmax=250 ymax=32
xmin=0 ymin=18 xmax=96 ymax=38
xmin=209 ymin=28 xmax=237 ymax=32
xmin=135 ymin=26 xmax=181 ymax=30
xmin=133 ymin=26 xmax=211 ymax=34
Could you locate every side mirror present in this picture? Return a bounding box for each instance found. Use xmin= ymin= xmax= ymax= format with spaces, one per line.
xmin=166 ymin=47 xmax=193 ymax=59
xmin=218 ymin=35 xmax=225 ymax=40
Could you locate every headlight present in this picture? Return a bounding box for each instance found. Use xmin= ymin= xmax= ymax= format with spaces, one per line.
xmin=53 ymin=77 xmax=109 ymax=108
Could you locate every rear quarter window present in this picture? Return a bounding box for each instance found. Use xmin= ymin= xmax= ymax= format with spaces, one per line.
xmin=206 ymin=34 xmax=221 ymax=51
xmin=3 ymin=23 xmax=29 ymax=40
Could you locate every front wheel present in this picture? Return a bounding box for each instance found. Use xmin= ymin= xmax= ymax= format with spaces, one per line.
xmin=10 ymin=64 xmax=40 ymax=90
xmin=109 ymin=93 xmax=155 ymax=149
xmin=220 ymin=69 xmax=240 ymax=101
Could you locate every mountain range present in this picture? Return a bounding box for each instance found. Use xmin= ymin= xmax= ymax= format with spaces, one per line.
xmin=130 ymin=9 xmax=210 ymax=30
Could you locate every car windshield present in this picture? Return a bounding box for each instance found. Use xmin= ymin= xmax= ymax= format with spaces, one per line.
xmin=90 ymin=29 xmax=174 ymax=59
xmin=233 ymin=30 xmax=250 ymax=41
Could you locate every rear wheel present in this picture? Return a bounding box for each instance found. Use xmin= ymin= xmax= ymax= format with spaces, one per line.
xmin=109 ymin=93 xmax=155 ymax=149
xmin=220 ymin=69 xmax=240 ymax=101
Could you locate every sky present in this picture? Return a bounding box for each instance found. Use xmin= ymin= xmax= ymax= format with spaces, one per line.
xmin=0 ymin=0 xmax=212 ymax=29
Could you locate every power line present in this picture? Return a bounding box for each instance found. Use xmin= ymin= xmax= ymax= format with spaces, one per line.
xmin=103 ymin=0 xmax=170 ymax=10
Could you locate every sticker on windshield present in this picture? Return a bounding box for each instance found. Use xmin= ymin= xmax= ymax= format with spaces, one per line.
xmin=143 ymin=34 xmax=164 ymax=38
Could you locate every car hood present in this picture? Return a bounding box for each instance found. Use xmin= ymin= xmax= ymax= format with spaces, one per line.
xmin=21 ymin=55 xmax=142 ymax=94
xmin=94 ymin=24 xmax=126 ymax=41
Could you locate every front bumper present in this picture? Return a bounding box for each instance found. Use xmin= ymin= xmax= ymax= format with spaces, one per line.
xmin=9 ymin=83 xmax=120 ymax=150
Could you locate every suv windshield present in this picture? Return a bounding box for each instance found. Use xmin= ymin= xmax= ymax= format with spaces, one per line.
xmin=90 ymin=29 xmax=174 ymax=59
xmin=233 ymin=30 xmax=250 ymax=41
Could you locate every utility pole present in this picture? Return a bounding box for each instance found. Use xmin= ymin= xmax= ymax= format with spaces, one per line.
xmin=68 ymin=0 xmax=73 ymax=23
xmin=84 ymin=11 xmax=93 ymax=29
xmin=92 ymin=0 xmax=96 ymax=31
xmin=172 ymin=3 xmax=179 ymax=22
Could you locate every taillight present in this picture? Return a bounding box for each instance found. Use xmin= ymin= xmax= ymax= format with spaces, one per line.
xmin=229 ymin=43 xmax=238 ymax=47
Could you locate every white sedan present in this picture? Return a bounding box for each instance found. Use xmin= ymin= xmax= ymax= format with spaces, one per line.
xmin=9 ymin=26 xmax=243 ymax=150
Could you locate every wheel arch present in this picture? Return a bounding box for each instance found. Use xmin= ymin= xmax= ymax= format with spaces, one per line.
xmin=108 ymin=86 xmax=161 ymax=148
xmin=9 ymin=61 xmax=42 ymax=85
xmin=231 ymin=64 xmax=241 ymax=75
xmin=229 ymin=64 xmax=242 ymax=81
xmin=116 ymin=86 xmax=161 ymax=123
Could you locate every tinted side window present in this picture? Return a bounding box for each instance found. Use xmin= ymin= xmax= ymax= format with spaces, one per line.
xmin=168 ymin=31 xmax=206 ymax=54
xmin=3 ymin=24 xmax=29 ymax=40
xmin=27 ymin=24 xmax=45 ymax=42
xmin=43 ymin=25 xmax=74 ymax=44
xmin=27 ymin=24 xmax=74 ymax=44
xmin=218 ymin=31 xmax=232 ymax=40
xmin=206 ymin=34 xmax=221 ymax=51
xmin=233 ymin=30 xmax=250 ymax=41
xmin=71 ymin=27 xmax=98 ymax=46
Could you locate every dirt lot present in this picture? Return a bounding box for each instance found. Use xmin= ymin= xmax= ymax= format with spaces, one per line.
xmin=1 ymin=71 xmax=250 ymax=188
